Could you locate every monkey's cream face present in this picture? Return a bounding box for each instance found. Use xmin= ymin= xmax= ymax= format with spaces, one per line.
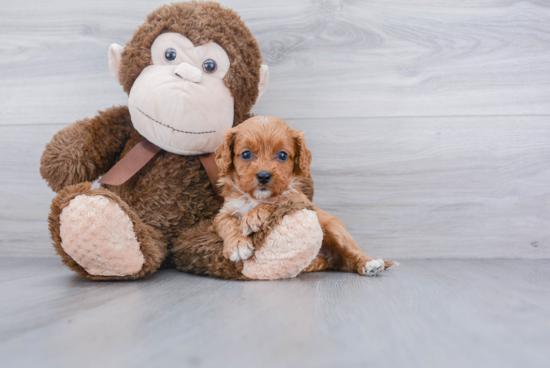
xmin=127 ymin=33 xmax=234 ymax=155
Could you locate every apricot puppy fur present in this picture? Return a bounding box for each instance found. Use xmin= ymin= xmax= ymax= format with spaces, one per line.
xmin=213 ymin=115 xmax=394 ymax=276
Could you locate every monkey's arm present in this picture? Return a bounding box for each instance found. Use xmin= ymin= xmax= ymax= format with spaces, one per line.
xmin=40 ymin=105 xmax=133 ymax=192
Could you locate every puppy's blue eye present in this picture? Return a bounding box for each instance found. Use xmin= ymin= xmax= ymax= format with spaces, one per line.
xmin=241 ymin=151 xmax=252 ymax=160
xmin=165 ymin=48 xmax=177 ymax=62
xmin=278 ymin=151 xmax=288 ymax=161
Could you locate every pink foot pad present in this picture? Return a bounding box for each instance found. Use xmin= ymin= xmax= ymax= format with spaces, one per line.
xmin=242 ymin=209 xmax=323 ymax=280
xmin=59 ymin=194 xmax=145 ymax=276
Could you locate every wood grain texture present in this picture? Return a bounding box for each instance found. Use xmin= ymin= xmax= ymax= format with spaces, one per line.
xmin=1 ymin=0 xmax=550 ymax=125
xmin=0 ymin=124 xmax=58 ymax=257
xmin=2 ymin=116 xmax=549 ymax=258
xmin=1 ymin=258 xmax=549 ymax=368
xmin=296 ymin=115 xmax=550 ymax=259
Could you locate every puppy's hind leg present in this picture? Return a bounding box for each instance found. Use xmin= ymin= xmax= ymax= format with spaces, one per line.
xmin=316 ymin=208 xmax=394 ymax=276
xmin=301 ymin=255 xmax=329 ymax=274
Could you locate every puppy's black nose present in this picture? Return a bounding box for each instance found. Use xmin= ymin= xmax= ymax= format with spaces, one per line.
xmin=257 ymin=171 xmax=272 ymax=184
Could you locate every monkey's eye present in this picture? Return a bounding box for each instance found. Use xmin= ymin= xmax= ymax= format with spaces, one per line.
xmin=277 ymin=151 xmax=288 ymax=161
xmin=202 ymin=59 xmax=217 ymax=73
xmin=165 ymin=48 xmax=177 ymax=62
xmin=241 ymin=150 xmax=252 ymax=160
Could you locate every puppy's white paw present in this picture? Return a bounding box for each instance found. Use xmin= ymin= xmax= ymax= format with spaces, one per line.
xmin=363 ymin=259 xmax=385 ymax=276
xmin=238 ymin=246 xmax=253 ymax=260
xmin=230 ymin=246 xmax=253 ymax=262
xmin=225 ymin=236 xmax=254 ymax=262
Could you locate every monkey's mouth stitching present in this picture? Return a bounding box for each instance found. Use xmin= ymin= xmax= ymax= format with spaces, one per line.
xmin=137 ymin=107 xmax=215 ymax=135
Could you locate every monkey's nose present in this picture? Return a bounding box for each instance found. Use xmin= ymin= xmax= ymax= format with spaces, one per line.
xmin=257 ymin=171 xmax=272 ymax=185
xmin=174 ymin=62 xmax=202 ymax=83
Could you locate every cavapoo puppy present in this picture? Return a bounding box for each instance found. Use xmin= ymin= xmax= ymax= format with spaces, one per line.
xmin=213 ymin=115 xmax=394 ymax=276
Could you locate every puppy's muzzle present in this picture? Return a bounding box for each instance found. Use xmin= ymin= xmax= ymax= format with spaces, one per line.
xmin=256 ymin=171 xmax=272 ymax=185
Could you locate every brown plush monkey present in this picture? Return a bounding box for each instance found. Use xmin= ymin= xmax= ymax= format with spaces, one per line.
xmin=39 ymin=1 xmax=291 ymax=280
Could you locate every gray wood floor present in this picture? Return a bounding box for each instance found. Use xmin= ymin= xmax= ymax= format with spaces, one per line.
xmin=1 ymin=258 xmax=549 ymax=368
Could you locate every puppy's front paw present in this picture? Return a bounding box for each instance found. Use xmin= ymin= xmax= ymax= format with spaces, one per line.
xmin=223 ymin=235 xmax=254 ymax=262
xmin=362 ymin=259 xmax=385 ymax=276
xmin=241 ymin=208 xmax=271 ymax=235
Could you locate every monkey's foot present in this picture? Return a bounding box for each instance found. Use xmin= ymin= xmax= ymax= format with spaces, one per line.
xmin=59 ymin=194 xmax=145 ymax=276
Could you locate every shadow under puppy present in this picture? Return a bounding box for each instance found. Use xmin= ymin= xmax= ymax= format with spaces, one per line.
xmin=213 ymin=115 xmax=394 ymax=277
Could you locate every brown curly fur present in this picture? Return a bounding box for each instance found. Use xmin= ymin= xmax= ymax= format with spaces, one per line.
xmin=40 ymin=2 xmax=308 ymax=280
xmin=39 ymin=106 xmax=134 ymax=192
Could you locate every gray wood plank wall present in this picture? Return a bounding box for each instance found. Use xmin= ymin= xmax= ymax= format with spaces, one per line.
xmin=1 ymin=0 xmax=549 ymax=258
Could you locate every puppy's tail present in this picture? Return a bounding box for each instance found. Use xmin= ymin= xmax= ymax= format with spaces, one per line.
xmin=384 ymin=260 xmax=399 ymax=269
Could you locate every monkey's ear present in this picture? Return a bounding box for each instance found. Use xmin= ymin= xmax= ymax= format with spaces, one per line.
xmin=215 ymin=128 xmax=238 ymax=176
xmin=108 ymin=43 xmax=124 ymax=83
xmin=257 ymin=65 xmax=269 ymax=101
xmin=292 ymin=130 xmax=312 ymax=177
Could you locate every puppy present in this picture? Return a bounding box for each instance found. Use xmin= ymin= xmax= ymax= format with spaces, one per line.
xmin=213 ymin=115 xmax=393 ymax=276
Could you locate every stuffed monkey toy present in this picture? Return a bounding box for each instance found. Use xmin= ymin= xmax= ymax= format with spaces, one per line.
xmin=40 ymin=1 xmax=324 ymax=280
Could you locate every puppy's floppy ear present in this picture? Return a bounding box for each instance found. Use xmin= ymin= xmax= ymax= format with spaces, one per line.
xmin=215 ymin=128 xmax=238 ymax=176
xmin=292 ymin=130 xmax=312 ymax=177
